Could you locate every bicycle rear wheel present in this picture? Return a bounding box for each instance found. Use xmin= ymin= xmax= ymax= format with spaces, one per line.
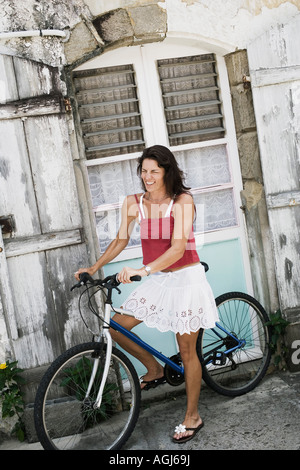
xmin=197 ymin=292 xmax=271 ymax=396
xmin=34 ymin=342 xmax=141 ymax=450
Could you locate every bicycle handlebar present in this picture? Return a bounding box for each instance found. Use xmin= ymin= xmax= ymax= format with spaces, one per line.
xmin=71 ymin=262 xmax=208 ymax=291
xmin=71 ymin=272 xmax=141 ymax=291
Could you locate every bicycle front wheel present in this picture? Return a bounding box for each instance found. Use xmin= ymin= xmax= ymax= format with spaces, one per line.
xmin=197 ymin=292 xmax=271 ymax=397
xmin=34 ymin=342 xmax=141 ymax=450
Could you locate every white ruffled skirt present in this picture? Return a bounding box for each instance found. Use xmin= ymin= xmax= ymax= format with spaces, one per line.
xmin=122 ymin=264 xmax=219 ymax=335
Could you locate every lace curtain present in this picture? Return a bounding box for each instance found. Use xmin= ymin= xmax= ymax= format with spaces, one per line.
xmin=88 ymin=144 xmax=237 ymax=253
xmin=90 ymin=158 xmax=142 ymax=251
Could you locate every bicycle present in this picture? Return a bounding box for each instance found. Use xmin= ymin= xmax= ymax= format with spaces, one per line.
xmin=34 ymin=262 xmax=271 ymax=450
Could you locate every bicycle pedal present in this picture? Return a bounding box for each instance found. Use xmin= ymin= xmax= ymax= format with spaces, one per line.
xmin=212 ymin=351 xmax=227 ymax=366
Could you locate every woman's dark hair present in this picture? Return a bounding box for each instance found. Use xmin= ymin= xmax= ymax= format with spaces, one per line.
xmin=137 ymin=145 xmax=190 ymax=198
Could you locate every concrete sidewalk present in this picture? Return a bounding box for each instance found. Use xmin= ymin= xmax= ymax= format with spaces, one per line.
xmin=1 ymin=370 xmax=300 ymax=451
xmin=125 ymin=370 xmax=300 ymax=450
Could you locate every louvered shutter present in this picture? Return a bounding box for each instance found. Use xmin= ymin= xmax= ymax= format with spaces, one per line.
xmin=73 ymin=64 xmax=145 ymax=159
xmin=157 ymin=54 xmax=225 ymax=146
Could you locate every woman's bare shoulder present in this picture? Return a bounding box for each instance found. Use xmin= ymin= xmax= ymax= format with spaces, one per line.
xmin=124 ymin=193 xmax=143 ymax=217
xmin=126 ymin=192 xmax=143 ymax=205
xmin=175 ymin=192 xmax=193 ymax=205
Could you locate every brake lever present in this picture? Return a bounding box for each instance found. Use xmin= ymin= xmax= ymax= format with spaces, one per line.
xmin=71 ymin=281 xmax=82 ymax=291
xmin=70 ymin=272 xmax=95 ymax=291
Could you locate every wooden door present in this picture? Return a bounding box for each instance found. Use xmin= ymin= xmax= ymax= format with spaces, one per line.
xmin=0 ymin=55 xmax=93 ymax=369
xmin=248 ymin=14 xmax=300 ymax=325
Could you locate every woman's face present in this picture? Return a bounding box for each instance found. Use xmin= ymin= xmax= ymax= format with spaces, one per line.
xmin=141 ymin=158 xmax=166 ymax=194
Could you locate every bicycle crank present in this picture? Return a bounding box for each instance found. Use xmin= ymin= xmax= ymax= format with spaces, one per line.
xmin=164 ymin=354 xmax=185 ymax=386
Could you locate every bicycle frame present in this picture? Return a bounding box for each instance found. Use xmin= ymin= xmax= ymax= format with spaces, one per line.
xmin=91 ymin=301 xmax=245 ymax=409
xmin=111 ymin=317 xmax=184 ymax=373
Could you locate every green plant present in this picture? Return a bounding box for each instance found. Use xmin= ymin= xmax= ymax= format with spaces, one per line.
xmin=265 ymin=310 xmax=290 ymax=369
xmin=0 ymin=360 xmax=26 ymax=441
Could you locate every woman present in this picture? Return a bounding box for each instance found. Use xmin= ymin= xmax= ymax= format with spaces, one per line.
xmin=75 ymin=145 xmax=219 ymax=443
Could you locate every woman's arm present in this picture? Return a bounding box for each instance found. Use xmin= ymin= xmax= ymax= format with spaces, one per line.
xmin=75 ymin=195 xmax=137 ymax=279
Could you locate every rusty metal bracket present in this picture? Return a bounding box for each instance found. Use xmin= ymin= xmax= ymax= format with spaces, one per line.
xmin=0 ymin=215 xmax=15 ymax=234
xmin=243 ymin=75 xmax=251 ymax=90
xmin=64 ymin=97 xmax=72 ymax=113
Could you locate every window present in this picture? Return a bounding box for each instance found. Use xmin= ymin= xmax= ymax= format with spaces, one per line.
xmin=73 ymin=44 xmax=239 ymax=260
xmin=158 ymin=54 xmax=225 ymax=145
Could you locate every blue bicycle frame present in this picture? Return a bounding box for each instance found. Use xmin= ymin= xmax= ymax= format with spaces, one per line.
xmin=110 ymin=318 xmax=245 ymax=373
xmin=110 ymin=318 xmax=184 ymax=374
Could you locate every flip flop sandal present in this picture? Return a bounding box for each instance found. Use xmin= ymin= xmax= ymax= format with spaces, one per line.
xmin=172 ymin=422 xmax=204 ymax=443
xmin=140 ymin=375 xmax=166 ymax=391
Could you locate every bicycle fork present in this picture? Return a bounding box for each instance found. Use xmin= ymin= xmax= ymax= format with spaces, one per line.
xmin=85 ymin=303 xmax=113 ymax=410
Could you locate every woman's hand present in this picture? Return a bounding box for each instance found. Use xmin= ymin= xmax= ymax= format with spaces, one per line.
xmin=74 ymin=266 xmax=96 ymax=281
xmin=117 ymin=266 xmax=145 ymax=284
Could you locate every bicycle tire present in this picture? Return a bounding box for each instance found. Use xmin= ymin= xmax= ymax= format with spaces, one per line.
xmin=197 ymin=292 xmax=271 ymax=397
xmin=34 ymin=342 xmax=141 ymax=450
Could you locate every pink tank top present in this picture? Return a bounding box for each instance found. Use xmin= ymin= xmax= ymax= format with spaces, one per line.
xmin=135 ymin=194 xmax=200 ymax=270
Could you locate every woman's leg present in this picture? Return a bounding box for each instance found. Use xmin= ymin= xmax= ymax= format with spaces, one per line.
xmin=110 ymin=313 xmax=164 ymax=386
xmin=173 ymin=330 xmax=202 ymax=440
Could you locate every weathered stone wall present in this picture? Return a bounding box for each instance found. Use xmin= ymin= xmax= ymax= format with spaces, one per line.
xmin=0 ymin=0 xmax=91 ymax=66
xmin=1 ymin=1 xmax=299 ymax=68
xmin=64 ymin=3 xmax=168 ymax=67
xmin=225 ymin=50 xmax=279 ymax=314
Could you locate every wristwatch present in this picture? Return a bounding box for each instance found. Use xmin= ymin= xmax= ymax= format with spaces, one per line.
xmin=144 ymin=265 xmax=151 ymax=276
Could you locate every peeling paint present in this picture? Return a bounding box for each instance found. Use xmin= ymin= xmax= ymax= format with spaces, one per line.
xmin=279 ymin=234 xmax=287 ymax=248
xmin=249 ymin=0 xmax=300 ymax=16
xmin=0 ymin=54 xmax=87 ymax=370
xmin=0 ymin=158 xmax=10 ymax=180
xmin=262 ymin=105 xmax=281 ymax=125
xmin=166 ymin=0 xmax=299 ymax=52
xmin=180 ymin=0 xmax=300 ymax=15
xmin=285 ymin=257 xmax=293 ymax=283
